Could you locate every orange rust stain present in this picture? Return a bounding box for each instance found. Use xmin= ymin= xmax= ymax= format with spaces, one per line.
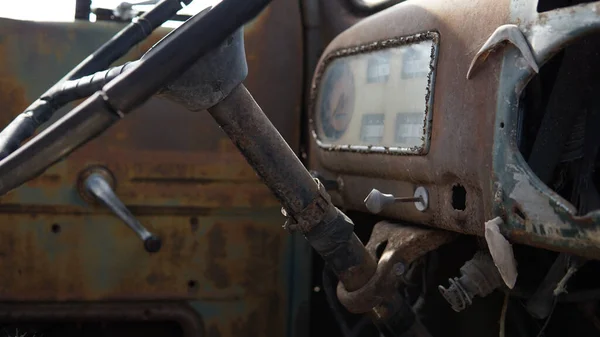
xmin=205 ymin=224 xmax=230 ymax=289
xmin=0 ymin=41 xmax=28 ymax=121
xmin=218 ymin=138 xmax=241 ymax=154
xmin=230 ymin=293 xmax=284 ymax=337
xmin=244 ymin=5 xmax=271 ymax=36
xmin=122 ymin=29 xmax=169 ymax=62
xmin=32 ymin=27 xmax=73 ymax=63
xmin=0 ymin=212 xmax=287 ymax=302
xmin=115 ymin=131 xmax=128 ymax=141
xmin=0 ymin=79 xmax=28 ymax=120
xmin=240 ymin=224 xmax=282 ymax=295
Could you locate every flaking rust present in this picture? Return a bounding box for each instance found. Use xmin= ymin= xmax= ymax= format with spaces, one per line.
xmin=0 ymin=0 xmax=306 ymax=335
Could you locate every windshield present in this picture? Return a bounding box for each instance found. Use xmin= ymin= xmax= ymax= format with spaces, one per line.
xmin=0 ymin=0 xmax=219 ymax=27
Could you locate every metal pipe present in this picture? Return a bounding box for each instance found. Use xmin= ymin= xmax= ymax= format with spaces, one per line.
xmin=0 ymin=0 xmax=191 ymax=160
xmin=207 ymin=84 xmax=377 ymax=291
xmin=0 ymin=93 xmax=120 ymax=196
xmin=0 ymin=0 xmax=269 ymax=196
xmin=207 ymin=85 xmax=319 ymax=213
xmin=51 ymin=61 xmax=140 ymax=107
xmin=103 ymin=0 xmax=270 ymax=113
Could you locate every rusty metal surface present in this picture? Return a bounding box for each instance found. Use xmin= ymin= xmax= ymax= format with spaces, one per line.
xmin=309 ymin=0 xmax=511 ymax=236
xmin=336 ymin=221 xmax=456 ymax=313
xmin=209 ymin=84 xmax=378 ymax=293
xmin=0 ymin=0 xmax=308 ymax=336
xmin=492 ymin=1 xmax=600 ymax=259
xmin=308 ymin=0 xmax=600 ymax=259
xmin=208 ymin=84 xmax=320 ymax=216
xmin=0 ymin=302 xmax=205 ymax=337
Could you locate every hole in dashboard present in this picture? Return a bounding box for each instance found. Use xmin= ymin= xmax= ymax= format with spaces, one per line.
xmin=187 ymin=279 xmax=198 ymax=290
xmin=518 ymin=33 xmax=600 ymax=215
xmin=514 ymin=205 xmax=527 ymax=221
xmin=51 ymin=223 xmax=61 ymax=234
xmin=451 ymin=185 xmax=466 ymax=211
xmin=189 ymin=217 xmax=199 ymax=232
xmin=375 ymin=240 xmax=388 ymax=260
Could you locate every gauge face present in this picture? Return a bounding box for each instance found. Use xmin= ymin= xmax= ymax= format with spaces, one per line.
xmin=313 ymin=33 xmax=438 ymax=154
xmin=318 ymin=61 xmax=355 ymax=141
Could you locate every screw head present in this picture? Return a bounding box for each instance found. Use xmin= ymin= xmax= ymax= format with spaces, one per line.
xmin=393 ymin=262 xmax=406 ymax=276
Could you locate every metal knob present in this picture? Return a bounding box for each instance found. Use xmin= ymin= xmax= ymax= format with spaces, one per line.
xmin=82 ymin=170 xmax=161 ymax=253
xmin=364 ymin=187 xmax=429 ymax=214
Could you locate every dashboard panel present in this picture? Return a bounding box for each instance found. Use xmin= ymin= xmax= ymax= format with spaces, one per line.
xmin=308 ymin=0 xmax=600 ymax=262
xmin=312 ymin=32 xmax=438 ymax=154
xmin=308 ymin=0 xmax=510 ymax=238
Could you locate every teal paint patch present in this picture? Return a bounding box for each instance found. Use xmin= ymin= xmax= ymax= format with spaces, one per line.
xmin=81 ymin=215 xmax=123 ymax=293
xmin=31 ymin=217 xmax=63 ymax=263
xmin=10 ymin=185 xmax=88 ymax=207
xmin=491 ymin=4 xmax=600 ymax=257
xmin=189 ymin=299 xmax=248 ymax=320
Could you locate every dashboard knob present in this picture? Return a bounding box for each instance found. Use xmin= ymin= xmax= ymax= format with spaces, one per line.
xmin=364 ymin=187 xmax=429 ymax=214
xmin=364 ymin=189 xmax=395 ymax=214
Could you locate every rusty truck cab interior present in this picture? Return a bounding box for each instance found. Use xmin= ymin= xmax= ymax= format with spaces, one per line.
xmin=1 ymin=0 xmax=600 ymax=336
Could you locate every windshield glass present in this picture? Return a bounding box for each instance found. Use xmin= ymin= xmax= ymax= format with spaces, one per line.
xmin=0 ymin=0 xmax=219 ymax=26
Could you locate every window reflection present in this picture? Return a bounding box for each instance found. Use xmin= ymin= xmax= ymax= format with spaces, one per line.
xmin=366 ymin=54 xmax=390 ymax=83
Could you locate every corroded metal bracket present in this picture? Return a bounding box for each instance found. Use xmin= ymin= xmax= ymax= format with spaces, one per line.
xmin=467 ymin=24 xmax=538 ymax=79
xmin=492 ymin=2 xmax=600 ymax=259
xmin=336 ymin=221 xmax=456 ymax=313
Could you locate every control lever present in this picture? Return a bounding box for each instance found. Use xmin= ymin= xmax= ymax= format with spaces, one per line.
xmin=364 ymin=187 xmax=429 ymax=214
xmin=83 ymin=171 xmax=162 ymax=253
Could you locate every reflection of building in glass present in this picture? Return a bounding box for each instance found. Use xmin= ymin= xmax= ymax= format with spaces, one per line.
xmin=360 ymin=114 xmax=385 ymax=143
xmin=395 ymin=113 xmax=424 ymax=147
xmin=401 ymin=45 xmax=430 ymax=79
xmin=366 ymin=54 xmax=391 ymax=83
xmin=315 ymin=37 xmax=437 ymax=151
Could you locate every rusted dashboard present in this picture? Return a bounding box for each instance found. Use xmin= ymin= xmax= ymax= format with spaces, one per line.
xmin=313 ymin=32 xmax=438 ymax=154
xmin=308 ymin=0 xmax=600 ymax=259
xmin=0 ymin=1 xmax=308 ymax=336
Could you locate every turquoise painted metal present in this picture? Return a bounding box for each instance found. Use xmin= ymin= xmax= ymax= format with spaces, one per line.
xmin=492 ymin=1 xmax=600 ymax=259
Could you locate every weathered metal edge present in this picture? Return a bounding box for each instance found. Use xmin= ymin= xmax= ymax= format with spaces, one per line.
xmin=493 ymin=1 xmax=600 ymax=258
xmin=309 ymin=31 xmax=440 ymax=156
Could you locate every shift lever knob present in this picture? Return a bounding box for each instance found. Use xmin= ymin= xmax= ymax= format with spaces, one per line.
xmin=82 ymin=169 xmax=162 ymax=253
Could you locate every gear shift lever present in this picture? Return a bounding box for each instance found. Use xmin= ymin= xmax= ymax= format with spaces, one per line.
xmin=82 ymin=169 xmax=162 ymax=253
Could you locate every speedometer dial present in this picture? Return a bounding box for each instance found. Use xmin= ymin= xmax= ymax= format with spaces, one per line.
xmin=318 ymin=61 xmax=355 ymax=141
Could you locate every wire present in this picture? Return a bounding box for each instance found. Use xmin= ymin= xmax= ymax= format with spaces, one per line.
xmin=0 ymin=0 xmax=187 ymax=160
xmin=536 ymin=298 xmax=557 ymax=337
xmin=49 ymin=61 xmax=139 ymax=107
xmin=499 ymin=293 xmax=509 ymax=337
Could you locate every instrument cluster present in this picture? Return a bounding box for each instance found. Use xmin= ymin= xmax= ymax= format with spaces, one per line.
xmin=312 ymin=32 xmax=439 ymax=155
